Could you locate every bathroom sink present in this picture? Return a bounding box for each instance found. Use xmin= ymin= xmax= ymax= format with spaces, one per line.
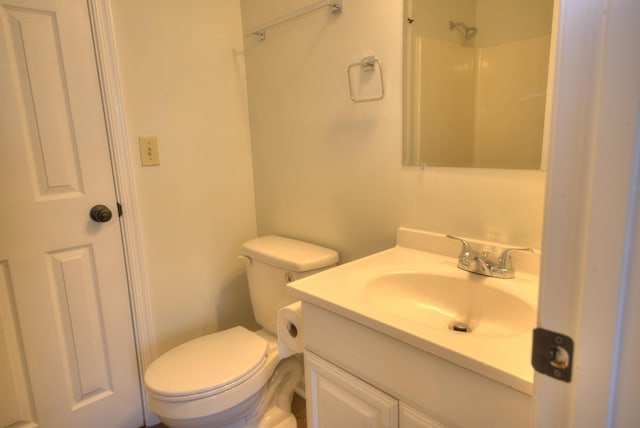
xmin=286 ymin=228 xmax=540 ymax=394
xmin=365 ymin=272 xmax=535 ymax=336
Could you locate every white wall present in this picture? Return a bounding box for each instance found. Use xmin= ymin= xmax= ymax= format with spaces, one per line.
xmin=107 ymin=0 xmax=547 ymax=354
xmin=110 ymin=0 xmax=258 ymax=354
xmin=242 ymin=0 xmax=546 ymax=263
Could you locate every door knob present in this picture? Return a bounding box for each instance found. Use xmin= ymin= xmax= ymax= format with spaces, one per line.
xmin=90 ymin=205 xmax=113 ymax=222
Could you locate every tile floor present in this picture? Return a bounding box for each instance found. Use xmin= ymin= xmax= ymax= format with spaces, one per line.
xmin=291 ymin=393 xmax=307 ymax=428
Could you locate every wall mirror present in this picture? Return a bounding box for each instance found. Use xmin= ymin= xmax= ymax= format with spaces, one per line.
xmin=403 ymin=0 xmax=554 ymax=169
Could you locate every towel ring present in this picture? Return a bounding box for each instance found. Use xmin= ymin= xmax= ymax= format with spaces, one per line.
xmin=347 ymin=56 xmax=384 ymax=103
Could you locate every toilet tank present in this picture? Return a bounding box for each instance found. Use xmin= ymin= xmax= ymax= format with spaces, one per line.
xmin=242 ymin=236 xmax=338 ymax=334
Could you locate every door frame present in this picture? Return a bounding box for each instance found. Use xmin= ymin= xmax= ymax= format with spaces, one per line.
xmin=535 ymin=0 xmax=640 ymax=426
xmin=87 ymin=0 xmax=157 ymax=424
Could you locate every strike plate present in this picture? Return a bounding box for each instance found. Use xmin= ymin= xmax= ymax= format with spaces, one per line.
xmin=531 ymin=328 xmax=574 ymax=382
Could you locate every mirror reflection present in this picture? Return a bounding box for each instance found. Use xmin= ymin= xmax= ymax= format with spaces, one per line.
xmin=403 ymin=0 xmax=554 ymax=169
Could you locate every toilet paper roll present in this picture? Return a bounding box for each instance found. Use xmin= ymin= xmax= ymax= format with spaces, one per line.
xmin=277 ymin=301 xmax=305 ymax=359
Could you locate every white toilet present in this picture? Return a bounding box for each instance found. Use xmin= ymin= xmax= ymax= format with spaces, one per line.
xmin=144 ymin=236 xmax=338 ymax=428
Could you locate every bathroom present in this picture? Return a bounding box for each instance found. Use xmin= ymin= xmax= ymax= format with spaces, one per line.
xmin=0 ymin=0 xmax=637 ymax=427
xmin=117 ymin=0 xmax=547 ymax=351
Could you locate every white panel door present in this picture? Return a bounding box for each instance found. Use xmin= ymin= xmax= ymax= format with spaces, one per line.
xmin=0 ymin=0 xmax=143 ymax=427
xmin=305 ymin=352 xmax=398 ymax=428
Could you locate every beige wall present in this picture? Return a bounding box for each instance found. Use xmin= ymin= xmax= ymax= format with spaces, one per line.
xmin=110 ymin=0 xmax=258 ymax=354
xmin=109 ymin=0 xmax=548 ymax=354
xmin=242 ymin=0 xmax=546 ymax=262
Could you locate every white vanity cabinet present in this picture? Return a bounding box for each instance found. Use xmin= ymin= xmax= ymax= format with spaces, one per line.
xmin=399 ymin=404 xmax=448 ymax=428
xmin=301 ymin=302 xmax=532 ymax=428
xmin=305 ymin=352 xmax=399 ymax=428
xmin=305 ymin=350 xmax=447 ymax=428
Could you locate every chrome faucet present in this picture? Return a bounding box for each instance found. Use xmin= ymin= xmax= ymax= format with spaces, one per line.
xmin=446 ymin=235 xmax=533 ymax=279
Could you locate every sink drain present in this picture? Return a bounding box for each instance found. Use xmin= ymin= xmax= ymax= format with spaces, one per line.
xmin=450 ymin=321 xmax=472 ymax=333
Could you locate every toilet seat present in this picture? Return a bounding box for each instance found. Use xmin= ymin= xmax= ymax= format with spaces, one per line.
xmin=145 ymin=326 xmax=271 ymax=401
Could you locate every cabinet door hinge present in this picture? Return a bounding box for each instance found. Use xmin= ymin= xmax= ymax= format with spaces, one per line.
xmin=531 ymin=328 xmax=574 ymax=382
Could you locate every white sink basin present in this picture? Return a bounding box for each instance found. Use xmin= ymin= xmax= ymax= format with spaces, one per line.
xmin=365 ymin=272 xmax=535 ymax=336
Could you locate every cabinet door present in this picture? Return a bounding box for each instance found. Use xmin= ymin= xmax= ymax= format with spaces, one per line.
xmin=305 ymin=352 xmax=398 ymax=428
xmin=400 ymin=403 xmax=448 ymax=428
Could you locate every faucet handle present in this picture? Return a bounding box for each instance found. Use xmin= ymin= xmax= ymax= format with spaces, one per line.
xmin=498 ymin=247 xmax=534 ymax=271
xmin=446 ymin=235 xmax=476 ymax=266
xmin=445 ymin=235 xmax=473 ymax=251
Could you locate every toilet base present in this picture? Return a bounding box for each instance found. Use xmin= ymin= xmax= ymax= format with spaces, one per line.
xmin=257 ymin=406 xmax=297 ymax=428
xmin=154 ymin=389 xmax=262 ymax=428
xmin=152 ymin=356 xmax=303 ymax=428
xmin=275 ymin=414 xmax=297 ymax=428
xmin=156 ymin=396 xmax=298 ymax=428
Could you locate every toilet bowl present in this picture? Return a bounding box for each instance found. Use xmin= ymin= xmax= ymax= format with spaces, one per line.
xmin=145 ymin=328 xmax=283 ymax=428
xmin=144 ymin=236 xmax=338 ymax=427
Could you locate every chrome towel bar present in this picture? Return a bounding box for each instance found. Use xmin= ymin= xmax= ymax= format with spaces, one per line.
xmin=246 ymin=0 xmax=343 ymax=41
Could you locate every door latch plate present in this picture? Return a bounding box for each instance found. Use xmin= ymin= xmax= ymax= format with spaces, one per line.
xmin=531 ymin=328 xmax=573 ymax=382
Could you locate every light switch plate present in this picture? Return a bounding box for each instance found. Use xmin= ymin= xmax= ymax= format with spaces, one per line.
xmin=139 ymin=136 xmax=160 ymax=166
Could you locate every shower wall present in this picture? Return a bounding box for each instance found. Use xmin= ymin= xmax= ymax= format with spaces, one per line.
xmin=409 ymin=0 xmax=476 ymax=166
xmin=473 ymin=36 xmax=550 ymax=167
xmin=473 ymin=0 xmax=553 ymax=168
xmin=410 ymin=0 xmax=553 ymax=168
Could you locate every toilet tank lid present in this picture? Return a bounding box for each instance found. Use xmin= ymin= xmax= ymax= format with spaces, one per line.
xmin=242 ymin=236 xmax=338 ymax=272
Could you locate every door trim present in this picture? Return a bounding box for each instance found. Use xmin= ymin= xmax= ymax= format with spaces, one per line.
xmin=87 ymin=0 xmax=157 ymax=424
xmin=535 ymin=0 xmax=640 ymax=426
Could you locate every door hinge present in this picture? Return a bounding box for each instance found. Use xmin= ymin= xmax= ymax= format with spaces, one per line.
xmin=117 ymin=202 xmax=123 ymax=217
xmin=532 ymin=328 xmax=574 ymax=382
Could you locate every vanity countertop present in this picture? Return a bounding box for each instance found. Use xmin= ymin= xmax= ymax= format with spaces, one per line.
xmin=286 ymin=228 xmax=539 ymax=395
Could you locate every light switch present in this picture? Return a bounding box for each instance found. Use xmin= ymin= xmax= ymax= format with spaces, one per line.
xmin=139 ymin=136 xmax=160 ymax=166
